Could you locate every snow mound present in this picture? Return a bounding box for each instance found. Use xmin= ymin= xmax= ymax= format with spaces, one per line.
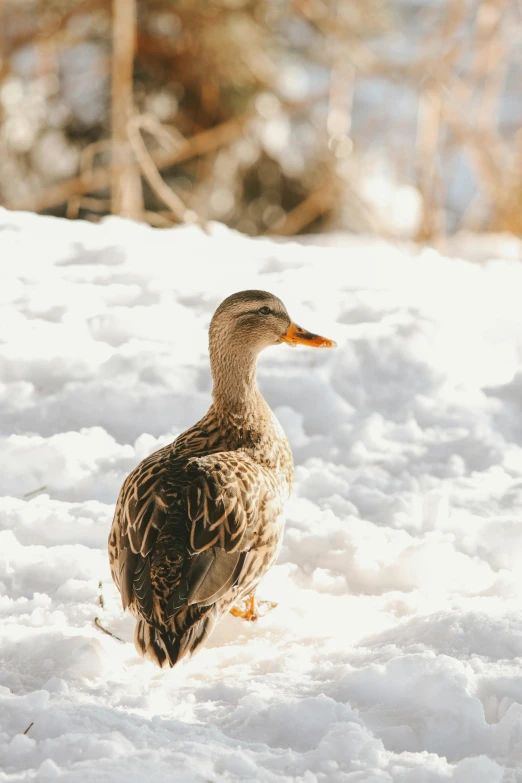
xmin=1 ymin=209 xmax=522 ymax=781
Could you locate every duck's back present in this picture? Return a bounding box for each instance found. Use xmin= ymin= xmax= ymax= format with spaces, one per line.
xmin=108 ymin=405 xmax=292 ymax=667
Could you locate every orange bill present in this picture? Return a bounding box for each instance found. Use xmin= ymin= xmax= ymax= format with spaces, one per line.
xmin=280 ymin=321 xmax=336 ymax=348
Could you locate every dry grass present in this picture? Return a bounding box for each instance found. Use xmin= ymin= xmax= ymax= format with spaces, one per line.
xmin=1 ymin=0 xmax=521 ymax=239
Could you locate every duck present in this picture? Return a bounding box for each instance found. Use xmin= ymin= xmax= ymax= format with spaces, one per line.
xmin=108 ymin=290 xmax=335 ymax=667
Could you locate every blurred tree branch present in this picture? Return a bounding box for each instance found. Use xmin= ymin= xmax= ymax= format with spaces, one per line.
xmin=111 ymin=0 xmax=142 ymax=218
xmin=5 ymin=114 xmax=253 ymax=214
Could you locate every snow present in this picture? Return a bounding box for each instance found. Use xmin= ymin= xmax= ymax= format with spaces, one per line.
xmin=1 ymin=209 xmax=522 ymax=782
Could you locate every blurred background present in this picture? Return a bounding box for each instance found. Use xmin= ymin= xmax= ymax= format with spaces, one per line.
xmin=1 ymin=0 xmax=521 ymax=242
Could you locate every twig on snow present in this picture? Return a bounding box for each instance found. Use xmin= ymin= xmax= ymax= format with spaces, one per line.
xmin=94 ymin=617 xmax=124 ymax=643
xmin=23 ymin=486 xmax=47 ymax=499
xmin=97 ymin=580 xmax=105 ymax=610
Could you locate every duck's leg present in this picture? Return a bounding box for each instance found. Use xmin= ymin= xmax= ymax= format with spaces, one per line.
xmin=230 ymin=594 xmax=277 ymax=622
xmin=230 ymin=594 xmax=257 ymax=621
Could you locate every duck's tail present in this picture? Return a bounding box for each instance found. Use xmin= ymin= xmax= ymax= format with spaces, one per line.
xmin=134 ymin=607 xmax=219 ymax=668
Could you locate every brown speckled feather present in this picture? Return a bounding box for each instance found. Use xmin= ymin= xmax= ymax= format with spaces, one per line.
xmin=109 ymin=401 xmax=292 ymax=667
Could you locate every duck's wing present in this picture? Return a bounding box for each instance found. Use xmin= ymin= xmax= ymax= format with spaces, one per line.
xmin=185 ymin=453 xmax=262 ymax=554
xmin=110 ymin=451 xmax=265 ymax=624
xmin=162 ymin=453 xmax=263 ymax=618
xmin=109 ymin=447 xmax=170 ymax=617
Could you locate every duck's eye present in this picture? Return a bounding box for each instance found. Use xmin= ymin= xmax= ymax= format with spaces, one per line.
xmin=258 ymin=306 xmax=272 ymax=315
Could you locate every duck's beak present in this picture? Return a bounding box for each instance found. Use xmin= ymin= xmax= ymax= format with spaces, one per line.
xmin=280 ymin=321 xmax=336 ymax=348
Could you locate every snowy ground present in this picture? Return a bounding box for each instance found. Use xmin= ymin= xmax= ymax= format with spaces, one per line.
xmin=1 ymin=210 xmax=522 ymax=782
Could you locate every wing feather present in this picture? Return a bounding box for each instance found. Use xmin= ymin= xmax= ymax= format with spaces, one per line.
xmin=111 ymin=451 xmax=264 ymax=622
xmin=186 ymin=456 xmax=261 ymax=555
xmin=110 ymin=455 xmax=170 ymax=611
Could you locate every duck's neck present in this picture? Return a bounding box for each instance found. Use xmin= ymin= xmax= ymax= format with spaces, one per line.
xmin=210 ymin=343 xmax=265 ymax=419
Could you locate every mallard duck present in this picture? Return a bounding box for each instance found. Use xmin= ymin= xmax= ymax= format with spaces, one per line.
xmin=108 ymin=290 xmax=335 ymax=667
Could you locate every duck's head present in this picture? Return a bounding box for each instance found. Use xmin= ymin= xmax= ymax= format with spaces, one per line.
xmin=209 ymin=290 xmax=336 ymax=357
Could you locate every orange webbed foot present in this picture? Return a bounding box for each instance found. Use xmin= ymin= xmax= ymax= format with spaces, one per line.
xmin=230 ymin=595 xmax=278 ymax=622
